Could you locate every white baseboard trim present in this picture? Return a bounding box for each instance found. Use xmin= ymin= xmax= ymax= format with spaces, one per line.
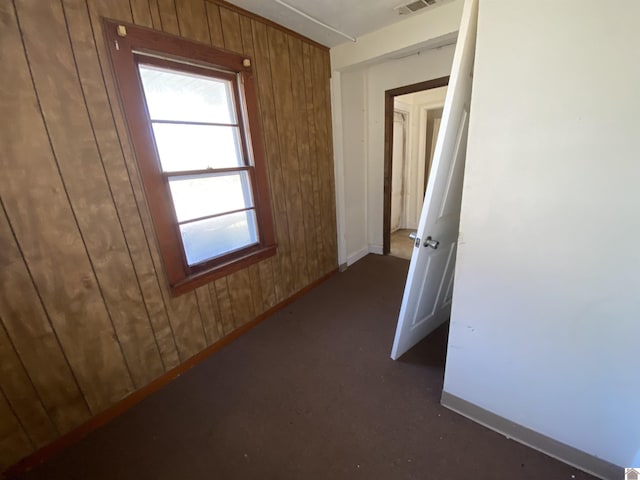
xmin=347 ymin=247 xmax=370 ymax=266
xmin=368 ymin=244 xmax=384 ymax=255
xmin=440 ymin=391 xmax=623 ymax=480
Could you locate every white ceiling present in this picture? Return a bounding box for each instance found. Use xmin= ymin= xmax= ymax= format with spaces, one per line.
xmin=226 ymin=0 xmax=452 ymax=48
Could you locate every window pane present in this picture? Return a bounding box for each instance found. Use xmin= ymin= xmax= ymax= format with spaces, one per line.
xmin=169 ymin=171 xmax=253 ymax=223
xmin=180 ymin=210 xmax=258 ymax=265
xmin=152 ymin=123 xmax=242 ymax=172
xmin=138 ymin=64 xmax=236 ymax=124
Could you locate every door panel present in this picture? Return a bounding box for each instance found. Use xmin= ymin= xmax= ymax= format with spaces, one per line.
xmin=391 ymin=0 xmax=478 ymax=360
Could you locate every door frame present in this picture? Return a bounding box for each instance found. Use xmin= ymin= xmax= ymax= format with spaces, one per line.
xmin=383 ymin=76 xmax=450 ymax=255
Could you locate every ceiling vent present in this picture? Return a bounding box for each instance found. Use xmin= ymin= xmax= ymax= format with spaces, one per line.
xmin=394 ymin=0 xmax=438 ymax=15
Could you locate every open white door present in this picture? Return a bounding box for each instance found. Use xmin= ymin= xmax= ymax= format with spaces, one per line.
xmin=391 ymin=0 xmax=478 ymax=360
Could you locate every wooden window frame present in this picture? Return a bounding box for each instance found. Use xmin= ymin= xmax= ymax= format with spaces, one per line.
xmin=103 ymin=19 xmax=276 ymax=296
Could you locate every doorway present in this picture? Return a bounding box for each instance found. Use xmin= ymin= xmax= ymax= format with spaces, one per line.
xmin=383 ymin=77 xmax=449 ymax=256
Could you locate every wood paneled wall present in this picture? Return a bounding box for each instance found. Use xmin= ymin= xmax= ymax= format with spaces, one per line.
xmin=0 ymin=0 xmax=337 ymax=469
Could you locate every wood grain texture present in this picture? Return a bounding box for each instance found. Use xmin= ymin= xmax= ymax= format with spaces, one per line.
xmin=227 ymin=270 xmax=255 ymax=328
xmin=0 ymin=203 xmax=91 ymax=435
xmin=148 ymin=0 xmax=162 ymax=29
xmin=205 ymin=1 xmax=224 ymax=48
xmin=0 ymin=0 xmax=133 ymax=417
xmin=0 ymin=322 xmax=57 ymax=448
xmin=321 ymin=52 xmax=339 ymax=272
xmin=0 ymin=0 xmax=335 ymax=471
xmin=16 ymin=0 xmax=165 ymax=390
xmin=310 ymin=46 xmax=338 ymax=274
xmin=129 ymin=0 xmax=154 ymax=27
xmin=219 ymin=6 xmax=242 ymax=53
xmin=156 ymin=0 xmax=180 ymax=34
xmin=301 ymin=42 xmax=325 ymax=278
xmin=195 ymin=286 xmax=220 ymax=345
xmin=213 ymin=278 xmax=235 ymax=335
xmin=86 ymin=0 xmax=208 ymax=366
xmin=238 ymin=14 xmax=277 ymax=312
xmin=63 ymin=0 xmax=180 ymax=371
xmin=287 ymin=36 xmax=320 ymax=281
xmin=0 ymin=390 xmax=32 ymax=470
xmin=175 ymin=0 xmax=210 ymax=44
xmin=267 ymin=27 xmax=310 ymax=294
xmin=250 ymin=20 xmax=294 ymax=302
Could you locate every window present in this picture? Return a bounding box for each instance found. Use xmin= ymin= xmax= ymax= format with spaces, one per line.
xmin=104 ymin=20 xmax=275 ymax=295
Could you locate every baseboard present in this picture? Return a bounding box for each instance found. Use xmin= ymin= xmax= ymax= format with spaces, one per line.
xmin=347 ymin=247 xmax=369 ymax=266
xmin=3 ymin=268 xmax=338 ymax=479
xmin=440 ymin=391 xmax=623 ymax=480
xmin=368 ymin=244 xmax=384 ymax=255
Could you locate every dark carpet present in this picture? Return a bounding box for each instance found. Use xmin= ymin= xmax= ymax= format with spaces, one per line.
xmin=23 ymin=255 xmax=596 ymax=480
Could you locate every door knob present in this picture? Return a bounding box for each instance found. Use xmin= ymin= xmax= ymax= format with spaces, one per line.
xmin=408 ymin=231 xmax=420 ymax=248
xmin=424 ymin=236 xmax=439 ymax=249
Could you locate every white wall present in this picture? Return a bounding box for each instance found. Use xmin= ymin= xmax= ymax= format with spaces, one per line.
xmin=366 ymin=46 xmax=455 ymax=253
xmin=337 ymin=46 xmax=455 ymax=264
xmin=444 ymin=0 xmax=640 ymax=470
xmin=339 ymin=68 xmax=368 ymax=264
xmin=331 ymin=0 xmax=463 ymax=71
xmin=331 ymin=1 xmax=462 ymax=265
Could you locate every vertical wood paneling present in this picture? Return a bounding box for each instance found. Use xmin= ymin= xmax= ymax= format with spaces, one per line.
xmin=175 ymin=0 xmax=210 ymax=44
xmin=219 ymin=6 xmax=242 ymax=52
xmin=195 ymin=287 xmax=221 ymax=345
xmin=310 ymin=46 xmax=338 ymax=274
xmin=288 ymin=36 xmax=320 ymax=280
xmin=214 ymin=279 xmax=235 ymax=335
xmin=251 ymin=20 xmax=294 ymax=302
xmin=205 ymin=1 xmax=224 ymax=48
xmin=218 ymin=7 xmax=258 ymax=327
xmin=0 ymin=0 xmax=133 ymax=415
xmin=258 ymin=260 xmax=277 ymax=310
xmin=129 ymin=0 xmax=154 ymax=27
xmin=301 ymin=42 xmax=325 ymax=278
xmin=88 ymin=0 xmax=208 ymax=362
xmin=148 ymin=0 xmax=162 ymax=29
xmin=0 ymin=322 xmax=57 ymax=448
xmin=63 ymin=0 xmax=180 ymax=372
xmin=0 ymin=0 xmax=335 ymax=470
xmin=227 ymin=271 xmax=255 ymax=328
xmin=16 ymin=0 xmax=164 ymax=389
xmin=0 ymin=390 xmax=32 ymax=470
xmin=268 ymin=27 xmax=310 ymax=293
xmin=0 ymin=204 xmax=91 ymax=434
xmin=207 ymin=284 xmax=226 ymax=340
xmin=156 ymin=0 xmax=180 ymax=34
xmin=247 ymin=264 xmax=265 ymax=317
xmin=321 ymin=53 xmax=339 ymax=270
xmin=238 ymin=15 xmax=278 ymax=312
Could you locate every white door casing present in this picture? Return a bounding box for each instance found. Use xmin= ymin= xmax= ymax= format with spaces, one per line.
xmin=391 ymin=0 xmax=478 ymax=360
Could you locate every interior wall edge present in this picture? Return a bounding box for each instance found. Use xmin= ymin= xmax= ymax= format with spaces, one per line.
xmin=440 ymin=391 xmax=623 ymax=480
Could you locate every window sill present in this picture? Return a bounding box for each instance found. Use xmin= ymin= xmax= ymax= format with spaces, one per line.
xmin=170 ymin=244 xmax=277 ymax=296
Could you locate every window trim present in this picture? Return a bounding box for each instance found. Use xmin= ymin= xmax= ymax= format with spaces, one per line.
xmin=103 ymin=19 xmax=276 ymax=296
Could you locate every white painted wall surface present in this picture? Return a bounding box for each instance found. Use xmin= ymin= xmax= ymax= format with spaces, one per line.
xmin=366 ymin=45 xmax=455 ymax=252
xmin=339 ymin=69 xmax=369 ymax=265
xmin=330 ymin=1 xmax=462 ymax=265
xmin=330 ymin=0 xmax=463 ymax=71
xmin=444 ymin=0 xmax=640 ymax=469
xmin=338 ymin=47 xmax=455 ymax=264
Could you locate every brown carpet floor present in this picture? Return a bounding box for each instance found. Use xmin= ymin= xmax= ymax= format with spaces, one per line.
xmin=22 ymin=255 xmax=596 ymax=480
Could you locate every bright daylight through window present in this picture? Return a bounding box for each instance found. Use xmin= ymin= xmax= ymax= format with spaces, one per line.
xmin=104 ymin=20 xmax=276 ymax=295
